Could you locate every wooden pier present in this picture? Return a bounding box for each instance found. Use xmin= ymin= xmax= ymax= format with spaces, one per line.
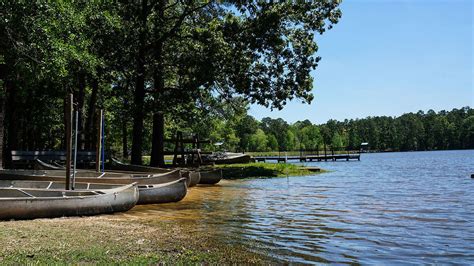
xmin=254 ymin=153 xmax=360 ymax=163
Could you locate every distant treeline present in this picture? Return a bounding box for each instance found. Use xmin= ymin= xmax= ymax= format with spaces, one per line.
xmin=210 ymin=107 xmax=474 ymax=153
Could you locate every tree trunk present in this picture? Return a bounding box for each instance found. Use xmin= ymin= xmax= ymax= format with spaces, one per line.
xmin=85 ymin=77 xmax=98 ymax=150
xmin=76 ymin=71 xmax=86 ymax=150
xmin=150 ymin=112 xmax=164 ymax=166
xmin=131 ymin=0 xmax=148 ymax=165
xmin=0 ymin=64 xmax=5 ymax=169
xmin=150 ymin=40 xmax=165 ymax=166
xmin=5 ymin=76 xmax=18 ymax=168
xmin=150 ymin=0 xmax=166 ymax=167
xmin=122 ymin=99 xmax=129 ymax=159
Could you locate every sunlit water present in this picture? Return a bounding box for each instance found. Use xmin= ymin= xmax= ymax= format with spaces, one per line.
xmin=125 ymin=150 xmax=474 ymax=264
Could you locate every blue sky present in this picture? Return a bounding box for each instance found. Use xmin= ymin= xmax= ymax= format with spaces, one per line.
xmin=249 ymin=0 xmax=473 ymax=124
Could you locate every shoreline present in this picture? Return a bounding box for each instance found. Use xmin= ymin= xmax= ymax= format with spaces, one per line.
xmin=216 ymin=162 xmax=325 ymax=179
xmin=0 ymin=164 xmax=325 ymax=264
xmin=0 ymin=192 xmax=273 ymax=264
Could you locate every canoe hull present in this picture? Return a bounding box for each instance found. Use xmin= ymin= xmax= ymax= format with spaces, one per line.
xmin=0 ymin=169 xmax=182 ymax=185
xmin=182 ymin=171 xmax=201 ymax=187
xmin=0 ymin=184 xmax=138 ymax=220
xmin=0 ymin=179 xmax=187 ymax=205
xmin=109 ymin=159 xmax=202 ymax=188
xmin=204 ymin=153 xmax=253 ymax=164
xmin=108 ymin=158 xmax=170 ymax=173
xmin=198 ymin=169 xmax=222 ymax=185
xmin=137 ymin=178 xmax=187 ymax=204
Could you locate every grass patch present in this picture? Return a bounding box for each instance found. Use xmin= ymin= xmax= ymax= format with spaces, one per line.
xmin=216 ymin=162 xmax=325 ymax=179
xmin=0 ymin=215 xmax=271 ymax=264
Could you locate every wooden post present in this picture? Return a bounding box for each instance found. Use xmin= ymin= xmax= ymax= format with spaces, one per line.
xmin=324 ymin=144 xmax=327 ymax=161
xmin=191 ymin=134 xmax=197 ymax=164
xmin=150 ymin=112 xmax=165 ymax=167
xmin=172 ymin=131 xmax=182 ymax=166
xmin=172 ymin=131 xmax=178 ymax=166
xmin=179 ymin=132 xmax=185 ymax=165
xmin=95 ymin=109 xmax=103 ymax=172
xmin=195 ymin=133 xmax=202 ymax=165
xmin=65 ymin=94 xmax=73 ymax=190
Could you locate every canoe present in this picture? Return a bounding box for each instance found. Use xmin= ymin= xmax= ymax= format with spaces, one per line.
xmin=34 ymin=159 xmax=64 ymax=170
xmin=203 ymin=152 xmax=253 ymax=164
xmin=182 ymin=170 xmax=201 ymax=187
xmin=103 ymin=158 xmax=201 ymax=188
xmin=198 ymin=169 xmax=222 ymax=185
xmin=108 ymin=158 xmax=169 ymax=173
xmin=0 ymin=169 xmax=183 ymax=185
xmin=0 ymin=179 xmax=187 ymax=205
xmin=0 ymin=182 xmax=138 ymax=220
xmin=35 ymin=158 xmax=202 ymax=188
xmin=137 ymin=178 xmax=187 ymax=204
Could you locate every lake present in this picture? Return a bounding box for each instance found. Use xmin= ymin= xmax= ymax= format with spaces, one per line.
xmin=127 ymin=150 xmax=474 ymax=264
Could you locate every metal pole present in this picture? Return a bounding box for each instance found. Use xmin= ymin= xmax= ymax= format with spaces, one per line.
xmin=65 ymin=94 xmax=73 ymax=190
xmin=101 ymin=111 xmax=105 ymax=173
xmin=95 ymin=110 xmax=103 ymax=172
xmin=72 ymin=110 xmax=78 ymax=190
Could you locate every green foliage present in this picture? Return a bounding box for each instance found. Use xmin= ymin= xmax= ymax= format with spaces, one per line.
xmin=3 ymin=1 xmax=470 ymax=160
xmin=217 ymin=162 xmax=319 ymax=179
xmin=249 ymin=129 xmax=269 ymax=152
xmin=207 ymin=107 xmax=474 ymax=153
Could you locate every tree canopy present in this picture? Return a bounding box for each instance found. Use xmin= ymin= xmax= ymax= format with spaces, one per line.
xmin=0 ymin=1 xmax=342 ymax=166
xmin=1 ymin=2 xmax=471 ymax=162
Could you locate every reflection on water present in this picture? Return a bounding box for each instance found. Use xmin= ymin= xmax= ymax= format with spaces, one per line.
xmin=122 ymin=150 xmax=474 ymax=264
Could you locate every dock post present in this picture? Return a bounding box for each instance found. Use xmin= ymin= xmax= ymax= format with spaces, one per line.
xmin=324 ymin=144 xmax=327 ymax=161
xmin=65 ymin=94 xmax=73 ymax=190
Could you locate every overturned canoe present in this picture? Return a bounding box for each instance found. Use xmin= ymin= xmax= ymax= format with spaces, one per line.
xmin=0 ymin=183 xmax=138 ymax=220
xmin=0 ymin=179 xmax=187 ymax=205
xmin=203 ymin=152 xmax=253 ymax=164
xmin=198 ymin=169 xmax=222 ymax=185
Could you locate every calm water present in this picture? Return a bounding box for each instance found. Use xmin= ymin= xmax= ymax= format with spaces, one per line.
xmin=126 ymin=150 xmax=474 ymax=264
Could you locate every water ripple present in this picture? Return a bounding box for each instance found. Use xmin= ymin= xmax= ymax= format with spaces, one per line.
xmin=125 ymin=150 xmax=474 ymax=264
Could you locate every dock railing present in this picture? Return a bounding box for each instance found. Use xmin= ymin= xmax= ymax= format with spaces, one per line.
xmin=252 ymin=146 xmax=361 ymax=163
